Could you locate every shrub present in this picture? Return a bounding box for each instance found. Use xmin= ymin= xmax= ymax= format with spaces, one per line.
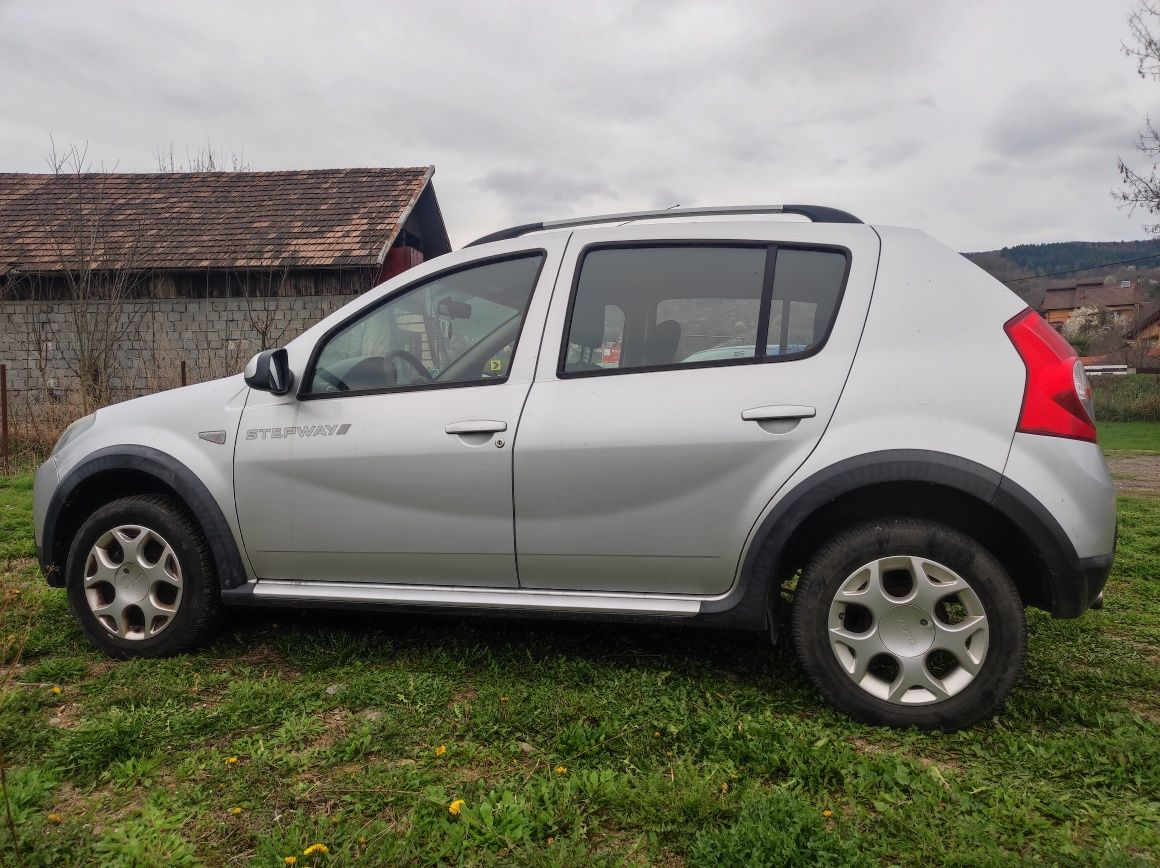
xmin=1089 ymin=373 xmax=1160 ymax=422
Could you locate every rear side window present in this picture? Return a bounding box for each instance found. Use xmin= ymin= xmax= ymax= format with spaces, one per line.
xmin=560 ymin=244 xmax=847 ymax=375
xmin=765 ymin=248 xmax=847 ymax=357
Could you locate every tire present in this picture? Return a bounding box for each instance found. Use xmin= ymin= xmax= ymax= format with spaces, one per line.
xmin=791 ymin=517 xmax=1026 ymax=731
xmin=65 ymin=495 xmax=223 ymax=658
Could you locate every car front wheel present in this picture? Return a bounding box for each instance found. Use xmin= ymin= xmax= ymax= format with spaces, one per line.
xmin=65 ymin=495 xmax=223 ymax=657
xmin=791 ymin=517 xmax=1026 ymax=731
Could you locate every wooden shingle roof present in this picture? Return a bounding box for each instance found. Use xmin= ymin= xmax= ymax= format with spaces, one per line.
xmin=0 ymin=167 xmax=435 ymax=274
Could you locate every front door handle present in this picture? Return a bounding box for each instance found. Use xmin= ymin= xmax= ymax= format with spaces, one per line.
xmin=741 ymin=405 xmax=816 ymax=422
xmin=445 ymin=420 xmax=508 ymax=435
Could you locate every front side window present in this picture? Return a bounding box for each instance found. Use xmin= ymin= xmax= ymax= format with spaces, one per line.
xmin=305 ymin=254 xmax=544 ymax=395
xmin=560 ymin=244 xmax=847 ymax=376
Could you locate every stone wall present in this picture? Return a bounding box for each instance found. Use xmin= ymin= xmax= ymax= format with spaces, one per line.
xmin=0 ymin=295 xmax=357 ymax=396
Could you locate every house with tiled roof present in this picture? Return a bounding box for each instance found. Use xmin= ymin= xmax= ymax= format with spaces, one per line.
xmin=0 ymin=167 xmax=450 ymax=298
xmin=0 ymin=168 xmax=451 ymax=396
xmin=1038 ymin=279 xmax=1150 ymax=330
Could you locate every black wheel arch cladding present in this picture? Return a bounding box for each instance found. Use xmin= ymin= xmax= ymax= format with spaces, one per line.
xmin=698 ymin=449 xmax=1096 ymax=629
xmin=41 ymin=445 xmax=249 ymax=590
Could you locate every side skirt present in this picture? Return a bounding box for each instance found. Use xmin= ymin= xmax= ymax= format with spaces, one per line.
xmin=221 ymin=580 xmax=705 ymax=617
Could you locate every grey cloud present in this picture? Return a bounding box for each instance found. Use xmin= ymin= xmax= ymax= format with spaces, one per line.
xmin=986 ymin=87 xmax=1136 ymax=160
xmin=477 ymin=168 xmax=614 ymax=217
xmin=862 ymin=139 xmax=925 ymax=170
xmin=0 ymin=0 xmax=1153 ymax=250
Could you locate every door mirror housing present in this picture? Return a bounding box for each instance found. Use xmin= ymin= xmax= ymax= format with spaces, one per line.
xmin=244 ymin=348 xmax=294 ymax=396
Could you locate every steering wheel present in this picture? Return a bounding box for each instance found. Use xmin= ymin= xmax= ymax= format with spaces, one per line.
xmin=384 ymin=349 xmax=434 ymax=384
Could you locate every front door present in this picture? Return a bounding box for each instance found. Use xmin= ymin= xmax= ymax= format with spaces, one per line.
xmin=513 ymin=222 xmax=880 ymax=595
xmin=235 ymin=246 xmax=558 ymax=586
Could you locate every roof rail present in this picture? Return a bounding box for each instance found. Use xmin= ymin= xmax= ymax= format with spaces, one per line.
xmin=465 ymin=204 xmax=863 ymax=247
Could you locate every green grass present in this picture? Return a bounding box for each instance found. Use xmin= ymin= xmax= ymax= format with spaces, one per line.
xmin=1098 ymin=421 xmax=1160 ymax=453
xmin=1 ymin=475 xmax=1158 ymax=865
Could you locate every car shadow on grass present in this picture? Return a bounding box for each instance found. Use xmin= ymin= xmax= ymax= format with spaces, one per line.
xmin=213 ymin=604 xmax=804 ymax=690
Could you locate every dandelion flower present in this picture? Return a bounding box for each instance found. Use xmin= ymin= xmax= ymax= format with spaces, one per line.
xmin=47 ymin=812 xmax=62 ymax=824
xmin=500 ymin=696 xmax=510 ymax=703
xmin=50 ymin=686 xmax=61 ymax=696
xmin=449 ymin=799 xmax=465 ymax=816
xmin=822 ymin=809 xmax=833 ymax=818
xmin=225 ymin=756 xmax=239 ymax=766
xmin=303 ymin=843 xmax=329 ymax=856
xmin=720 ymin=782 xmax=729 ymax=794
xmin=357 ymin=836 xmax=368 ymax=847
xmin=230 ymin=806 xmax=243 ymax=816
xmin=283 ymin=858 xmax=298 ymax=866
xmin=434 ymin=744 xmax=447 ymax=757
xmin=554 ymin=765 xmax=568 ymax=776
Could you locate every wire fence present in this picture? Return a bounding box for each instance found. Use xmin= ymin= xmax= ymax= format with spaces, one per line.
xmin=0 ymin=360 xmax=201 ymax=476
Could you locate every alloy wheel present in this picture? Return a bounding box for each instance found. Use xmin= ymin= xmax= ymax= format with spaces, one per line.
xmin=827 ymin=555 xmax=989 ymax=705
xmin=82 ymin=524 xmax=184 ymax=639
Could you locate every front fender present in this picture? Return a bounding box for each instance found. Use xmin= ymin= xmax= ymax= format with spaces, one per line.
xmin=41 ymin=445 xmax=249 ymax=590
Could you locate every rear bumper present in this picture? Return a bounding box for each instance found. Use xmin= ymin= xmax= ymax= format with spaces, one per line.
xmin=997 ymin=433 xmax=1116 ymax=618
xmin=993 ymin=476 xmax=1114 ymax=617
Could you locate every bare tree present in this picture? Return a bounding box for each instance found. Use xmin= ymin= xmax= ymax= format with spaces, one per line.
xmin=243 ymin=267 xmax=293 ymax=350
xmin=34 ymin=140 xmax=147 ymax=410
xmin=1117 ymin=2 xmax=1160 ymax=234
xmin=154 ymin=138 xmax=252 ymax=173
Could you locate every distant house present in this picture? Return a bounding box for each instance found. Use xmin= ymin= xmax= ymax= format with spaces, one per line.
xmin=1037 ymin=279 xmax=1150 ymax=330
xmin=0 ymin=167 xmax=450 ymax=298
xmin=1128 ymin=305 xmax=1160 ymax=358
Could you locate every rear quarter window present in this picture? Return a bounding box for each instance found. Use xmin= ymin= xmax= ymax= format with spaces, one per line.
xmin=765 ymin=248 xmax=848 ymax=357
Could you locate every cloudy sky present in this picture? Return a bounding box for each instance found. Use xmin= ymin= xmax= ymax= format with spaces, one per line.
xmin=0 ymin=0 xmax=1155 ymax=251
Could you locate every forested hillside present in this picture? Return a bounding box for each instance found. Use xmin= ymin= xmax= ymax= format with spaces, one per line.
xmin=965 ymin=239 xmax=1160 ymax=284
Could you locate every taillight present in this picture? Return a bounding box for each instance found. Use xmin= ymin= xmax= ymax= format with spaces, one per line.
xmin=1004 ymin=309 xmax=1097 ymax=442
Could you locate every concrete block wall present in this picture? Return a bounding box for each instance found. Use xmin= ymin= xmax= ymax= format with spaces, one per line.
xmin=0 ymin=295 xmax=356 ymax=396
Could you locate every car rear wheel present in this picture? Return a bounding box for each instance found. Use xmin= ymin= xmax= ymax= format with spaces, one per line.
xmin=791 ymin=517 xmax=1026 ymax=731
xmin=65 ymin=495 xmax=223 ymax=657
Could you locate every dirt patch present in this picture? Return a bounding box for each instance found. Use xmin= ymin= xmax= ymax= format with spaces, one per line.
xmin=1105 ymin=453 xmax=1160 ymax=497
xmin=217 ymin=643 xmax=299 ymax=678
xmin=448 ymin=687 xmax=478 ymax=707
xmin=47 ymin=702 xmax=83 ymax=729
xmin=1127 ymin=699 xmax=1160 ymax=726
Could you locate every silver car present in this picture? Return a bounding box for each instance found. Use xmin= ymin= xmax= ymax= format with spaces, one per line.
xmin=32 ymin=205 xmax=1116 ymax=731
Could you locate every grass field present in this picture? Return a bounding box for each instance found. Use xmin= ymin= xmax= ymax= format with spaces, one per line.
xmin=1098 ymin=421 xmax=1160 ymax=453
xmin=1 ymin=475 xmax=1158 ymax=866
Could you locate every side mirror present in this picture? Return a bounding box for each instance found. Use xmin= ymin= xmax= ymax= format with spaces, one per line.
xmin=244 ymin=348 xmax=294 ymax=396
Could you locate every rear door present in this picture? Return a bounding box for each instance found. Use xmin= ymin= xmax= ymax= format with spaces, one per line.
xmin=512 ymin=221 xmax=880 ymax=595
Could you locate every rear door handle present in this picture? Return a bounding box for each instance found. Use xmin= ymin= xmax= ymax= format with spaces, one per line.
xmin=445 ymin=420 xmax=508 ymax=435
xmin=741 ymin=405 xmax=816 ymax=422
